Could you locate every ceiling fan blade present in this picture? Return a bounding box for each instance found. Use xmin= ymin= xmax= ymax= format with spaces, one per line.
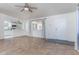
xmin=29 ymin=8 xmax=32 ymax=12
xmin=21 ymin=9 xmax=24 ymax=12
xmin=30 ymin=7 xmax=37 ymax=9
xmin=25 ymin=3 xmax=28 ymax=6
xmin=15 ymin=3 xmax=37 ymax=13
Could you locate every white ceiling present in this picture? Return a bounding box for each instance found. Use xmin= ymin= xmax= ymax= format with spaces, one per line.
xmin=0 ymin=3 xmax=77 ymax=19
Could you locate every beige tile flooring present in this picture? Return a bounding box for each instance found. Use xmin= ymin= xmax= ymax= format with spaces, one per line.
xmin=0 ymin=36 xmax=79 ymax=55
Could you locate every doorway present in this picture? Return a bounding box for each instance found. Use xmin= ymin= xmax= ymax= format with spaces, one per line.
xmin=30 ymin=19 xmax=45 ymax=38
xmin=4 ymin=20 xmax=13 ymax=38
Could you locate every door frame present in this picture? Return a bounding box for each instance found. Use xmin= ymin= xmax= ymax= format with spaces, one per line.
xmin=29 ymin=19 xmax=46 ymax=39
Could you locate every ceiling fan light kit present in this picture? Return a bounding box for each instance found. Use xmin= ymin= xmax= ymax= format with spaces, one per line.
xmin=24 ymin=8 xmax=29 ymax=11
xmin=15 ymin=3 xmax=37 ymax=13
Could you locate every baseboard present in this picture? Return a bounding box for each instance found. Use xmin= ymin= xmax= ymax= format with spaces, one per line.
xmin=3 ymin=34 xmax=27 ymax=39
xmin=2 ymin=35 xmax=74 ymax=46
xmin=47 ymin=39 xmax=74 ymax=46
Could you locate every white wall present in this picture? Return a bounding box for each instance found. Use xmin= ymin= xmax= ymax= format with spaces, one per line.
xmin=45 ymin=12 xmax=76 ymax=42
xmin=24 ymin=20 xmax=30 ymax=36
xmin=0 ymin=13 xmax=27 ymax=39
xmin=0 ymin=14 xmax=4 ymax=39
xmin=4 ymin=17 xmax=27 ymax=38
xmin=0 ymin=12 xmax=77 ymax=42
xmin=22 ymin=12 xmax=76 ymax=42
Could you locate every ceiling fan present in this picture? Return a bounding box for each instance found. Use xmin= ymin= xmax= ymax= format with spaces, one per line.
xmin=15 ymin=3 xmax=37 ymax=12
